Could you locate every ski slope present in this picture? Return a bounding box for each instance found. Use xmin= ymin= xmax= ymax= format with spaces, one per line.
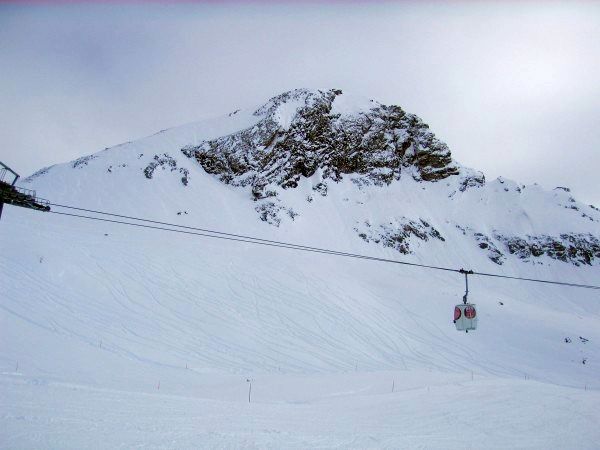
xmin=1 ymin=90 xmax=599 ymax=448
xmin=3 ymin=371 xmax=599 ymax=449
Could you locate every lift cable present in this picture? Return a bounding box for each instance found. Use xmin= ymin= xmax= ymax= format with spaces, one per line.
xmin=46 ymin=204 xmax=600 ymax=291
xmin=49 ymin=203 xmax=462 ymax=272
xmin=48 ymin=210 xmax=459 ymax=272
xmin=470 ymin=271 xmax=599 ymax=289
xmin=50 ymin=203 xmax=408 ymax=262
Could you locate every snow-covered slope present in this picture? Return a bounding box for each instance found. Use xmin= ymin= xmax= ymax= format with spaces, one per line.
xmin=2 ymin=89 xmax=599 ymax=448
xmin=24 ymin=88 xmax=600 ymax=268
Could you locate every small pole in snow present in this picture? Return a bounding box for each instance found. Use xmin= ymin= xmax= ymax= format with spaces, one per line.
xmin=99 ymin=340 xmax=102 ymax=349
xmin=157 ymin=380 xmax=160 ymax=390
xmin=355 ymin=361 xmax=358 ymax=372
xmin=185 ymin=363 xmax=188 ymax=370
xmin=15 ymin=361 xmax=18 ymax=372
xmin=247 ymin=379 xmax=252 ymax=403
xmin=392 ymin=380 xmax=395 ymax=393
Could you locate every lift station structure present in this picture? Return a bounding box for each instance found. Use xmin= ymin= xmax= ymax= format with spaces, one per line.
xmin=0 ymin=161 xmax=50 ymax=220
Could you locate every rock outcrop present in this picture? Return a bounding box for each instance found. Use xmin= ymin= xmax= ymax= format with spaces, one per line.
xmin=495 ymin=233 xmax=600 ymax=266
xmin=355 ymin=218 xmax=445 ymax=255
xmin=182 ymin=89 xmax=459 ymax=199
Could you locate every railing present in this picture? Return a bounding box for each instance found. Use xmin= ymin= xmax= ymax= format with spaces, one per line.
xmin=35 ymin=197 xmax=50 ymax=209
xmin=0 ymin=162 xmax=50 ymax=215
xmin=15 ymin=186 xmax=37 ymax=198
xmin=0 ymin=184 xmax=50 ymax=212
xmin=15 ymin=187 xmax=49 ymax=210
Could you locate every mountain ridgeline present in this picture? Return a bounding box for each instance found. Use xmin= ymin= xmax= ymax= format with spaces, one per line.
xmin=26 ymin=88 xmax=600 ymax=268
xmin=181 ymin=89 xmax=461 ymax=198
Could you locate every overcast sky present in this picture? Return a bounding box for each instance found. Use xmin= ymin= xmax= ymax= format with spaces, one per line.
xmin=1 ymin=1 xmax=599 ymax=205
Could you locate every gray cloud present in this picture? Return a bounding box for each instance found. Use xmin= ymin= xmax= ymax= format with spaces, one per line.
xmin=1 ymin=1 xmax=599 ymax=205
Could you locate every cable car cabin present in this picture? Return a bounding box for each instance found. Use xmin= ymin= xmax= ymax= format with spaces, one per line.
xmin=454 ymin=303 xmax=478 ymax=332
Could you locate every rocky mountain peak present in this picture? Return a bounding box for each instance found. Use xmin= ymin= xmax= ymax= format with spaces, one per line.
xmin=182 ymin=88 xmax=460 ymax=199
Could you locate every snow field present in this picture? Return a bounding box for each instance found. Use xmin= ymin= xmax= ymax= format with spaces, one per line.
xmin=1 ymin=89 xmax=599 ymax=447
xmin=2 ymin=370 xmax=599 ymax=449
xmin=1 ymin=206 xmax=598 ymax=448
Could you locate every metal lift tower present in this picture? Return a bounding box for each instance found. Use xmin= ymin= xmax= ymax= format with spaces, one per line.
xmin=0 ymin=161 xmax=50 ymax=220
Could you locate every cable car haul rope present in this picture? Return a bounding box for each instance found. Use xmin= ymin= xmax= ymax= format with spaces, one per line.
xmin=44 ymin=203 xmax=600 ymax=291
xmin=1 ymin=197 xmax=596 ymax=334
xmin=51 ymin=204 xmax=600 ymax=290
xmin=2 ymin=187 xmax=598 ymax=291
xmin=42 ymin=203 xmax=598 ymax=334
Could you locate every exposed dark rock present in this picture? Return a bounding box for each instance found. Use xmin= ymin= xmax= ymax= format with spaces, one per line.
xmin=180 ymin=168 xmax=189 ymax=186
xmin=108 ymin=163 xmax=128 ymax=174
xmin=355 ymin=217 xmax=445 ymax=254
xmin=143 ymin=153 xmax=189 ymax=186
xmin=182 ymin=89 xmax=459 ymax=198
xmin=458 ymin=172 xmax=485 ymax=192
xmin=473 ymin=233 xmax=506 ymax=265
xmin=255 ymin=201 xmax=298 ymax=227
xmin=23 ymin=167 xmax=51 ymax=182
xmin=455 ymin=224 xmax=467 ymax=235
xmin=455 ymin=225 xmax=506 ymax=264
xmin=313 ymin=182 xmax=328 ymax=196
xmin=73 ymin=155 xmax=98 ymax=169
xmin=255 ymin=202 xmax=282 ymax=226
xmin=495 ymin=233 xmax=600 ymax=266
xmin=581 ymin=212 xmax=596 ymax=222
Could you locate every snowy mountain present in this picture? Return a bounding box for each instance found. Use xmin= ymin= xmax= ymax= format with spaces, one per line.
xmin=2 ymin=88 xmax=599 ymax=448
xmin=25 ymin=88 xmax=600 ymax=267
